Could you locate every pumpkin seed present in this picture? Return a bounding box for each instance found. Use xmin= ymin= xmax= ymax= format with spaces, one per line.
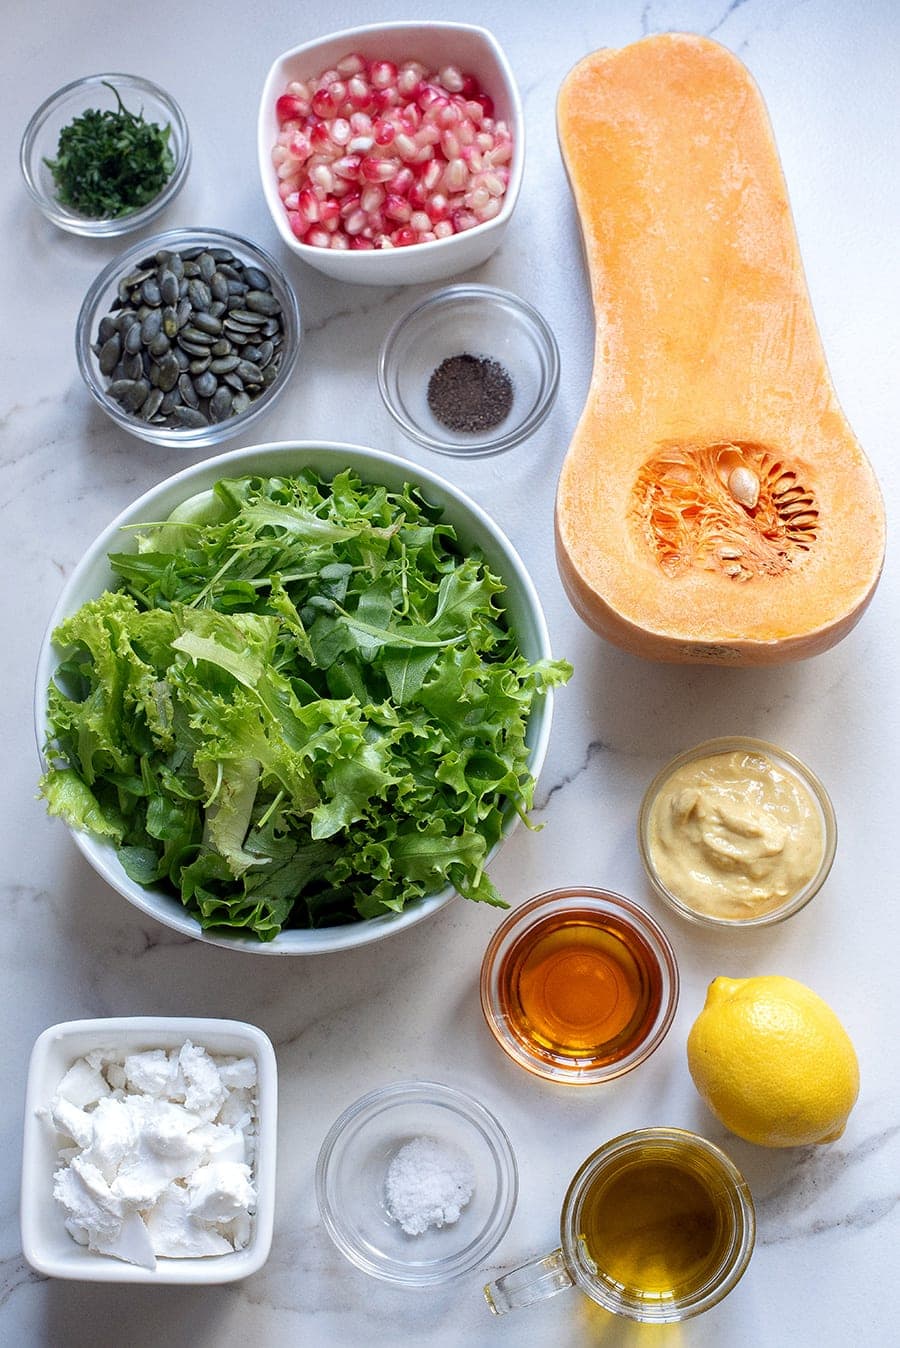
xmin=92 ymin=244 xmax=289 ymax=434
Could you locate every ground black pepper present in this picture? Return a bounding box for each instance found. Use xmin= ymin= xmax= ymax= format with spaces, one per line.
xmin=426 ymin=353 xmax=514 ymax=434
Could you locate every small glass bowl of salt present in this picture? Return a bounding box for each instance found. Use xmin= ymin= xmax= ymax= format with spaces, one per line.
xmin=316 ymin=1079 xmax=517 ymax=1286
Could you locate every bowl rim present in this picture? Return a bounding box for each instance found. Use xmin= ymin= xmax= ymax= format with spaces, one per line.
xmin=34 ymin=440 xmax=556 ymax=955
xmin=377 ymin=282 xmax=561 ymax=456
xmin=479 ymin=886 xmax=680 ymax=1085
xmin=637 ymin=735 xmax=838 ymax=929
xmin=74 ymin=225 xmax=302 ymax=448
xmin=20 ymin=72 xmax=191 ymax=237
xmin=257 ymin=20 xmax=524 ymax=267
xmin=20 ymin=1016 xmax=277 ymax=1284
xmin=314 ymin=1077 xmax=519 ymax=1285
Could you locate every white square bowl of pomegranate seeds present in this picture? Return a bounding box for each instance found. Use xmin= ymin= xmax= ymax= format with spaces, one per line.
xmin=258 ymin=21 xmax=523 ymax=284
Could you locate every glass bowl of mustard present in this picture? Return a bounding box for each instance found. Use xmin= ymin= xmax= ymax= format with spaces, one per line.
xmin=638 ymin=737 xmax=837 ymax=930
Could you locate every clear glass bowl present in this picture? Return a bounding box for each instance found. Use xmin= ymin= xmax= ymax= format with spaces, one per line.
xmin=638 ymin=736 xmax=837 ymax=930
xmin=75 ymin=227 xmax=302 ymax=448
xmin=315 ymin=1080 xmax=518 ymax=1285
xmin=480 ymin=888 xmax=679 ymax=1086
xmin=378 ymin=284 xmax=560 ymax=455
xmin=20 ymin=73 xmax=190 ymax=237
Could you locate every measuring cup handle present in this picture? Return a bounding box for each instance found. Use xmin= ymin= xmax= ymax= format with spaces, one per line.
xmin=483 ymin=1248 xmax=574 ymax=1314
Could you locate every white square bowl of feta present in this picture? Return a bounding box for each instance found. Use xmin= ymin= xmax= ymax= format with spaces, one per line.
xmin=20 ymin=1017 xmax=277 ymax=1283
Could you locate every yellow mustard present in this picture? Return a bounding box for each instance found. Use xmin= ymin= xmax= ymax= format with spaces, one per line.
xmin=646 ymin=748 xmax=825 ymax=920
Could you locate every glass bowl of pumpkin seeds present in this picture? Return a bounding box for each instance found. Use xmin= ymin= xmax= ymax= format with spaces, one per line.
xmin=75 ymin=227 xmax=302 ymax=447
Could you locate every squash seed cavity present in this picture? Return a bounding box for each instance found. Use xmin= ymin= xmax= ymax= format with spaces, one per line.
xmin=632 ymin=442 xmax=819 ymax=580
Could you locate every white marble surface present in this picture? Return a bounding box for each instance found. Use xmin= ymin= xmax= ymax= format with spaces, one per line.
xmin=2 ymin=1 xmax=897 ymax=1344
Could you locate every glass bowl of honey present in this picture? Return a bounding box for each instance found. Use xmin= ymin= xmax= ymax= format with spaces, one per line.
xmin=479 ymin=888 xmax=679 ymax=1085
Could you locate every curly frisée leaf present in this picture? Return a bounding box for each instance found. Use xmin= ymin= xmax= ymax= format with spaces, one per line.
xmin=40 ymin=469 xmax=571 ymax=940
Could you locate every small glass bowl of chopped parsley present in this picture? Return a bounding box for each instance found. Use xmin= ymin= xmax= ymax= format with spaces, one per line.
xmin=20 ymin=73 xmax=190 ymax=236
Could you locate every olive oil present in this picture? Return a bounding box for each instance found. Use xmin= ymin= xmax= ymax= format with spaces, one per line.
xmin=495 ymin=909 xmax=663 ymax=1070
xmin=576 ymin=1149 xmax=734 ymax=1303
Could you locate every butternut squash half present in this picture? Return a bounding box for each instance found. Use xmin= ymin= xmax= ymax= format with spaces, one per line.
xmin=555 ymin=33 xmax=885 ymax=664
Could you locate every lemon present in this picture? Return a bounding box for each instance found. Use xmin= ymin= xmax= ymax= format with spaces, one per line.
xmin=686 ymin=975 xmax=859 ymax=1148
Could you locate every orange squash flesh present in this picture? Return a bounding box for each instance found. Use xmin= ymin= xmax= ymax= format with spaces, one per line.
xmin=555 ymin=33 xmax=885 ymax=665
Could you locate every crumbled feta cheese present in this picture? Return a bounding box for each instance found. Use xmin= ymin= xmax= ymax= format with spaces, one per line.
xmin=56 ymin=1058 xmax=110 ymax=1110
xmin=187 ymin=1162 xmax=256 ymax=1225
xmin=44 ymin=1041 xmax=258 ymax=1269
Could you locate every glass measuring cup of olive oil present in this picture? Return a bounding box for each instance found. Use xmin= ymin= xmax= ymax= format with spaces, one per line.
xmin=484 ymin=1128 xmax=755 ymax=1323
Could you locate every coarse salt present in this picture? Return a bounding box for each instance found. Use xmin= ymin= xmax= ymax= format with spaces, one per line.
xmin=384 ymin=1135 xmax=475 ymax=1236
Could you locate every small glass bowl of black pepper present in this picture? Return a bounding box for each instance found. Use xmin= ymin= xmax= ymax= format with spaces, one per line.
xmin=378 ymin=284 xmax=560 ymax=457
xmin=75 ymin=227 xmax=302 ymax=448
xmin=20 ymin=73 xmax=190 ymax=237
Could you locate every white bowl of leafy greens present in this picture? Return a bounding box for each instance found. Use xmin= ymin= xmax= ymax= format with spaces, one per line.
xmin=35 ymin=442 xmax=568 ymax=954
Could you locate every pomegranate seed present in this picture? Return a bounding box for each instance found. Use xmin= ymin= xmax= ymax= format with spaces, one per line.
xmin=444 ymin=158 xmax=468 ymax=193
xmin=451 ymin=209 xmax=479 ymax=232
xmin=330 ymin=118 xmax=351 ymax=147
xmin=408 ymin=180 xmax=428 ymax=210
xmin=410 ymin=210 xmax=431 ymax=232
xmin=476 ymin=93 xmax=494 ymax=119
xmin=337 ymin=53 xmax=366 ymax=76
xmin=344 ymin=209 xmax=367 ymax=236
xmin=391 ymin=226 xmax=417 ymax=247
xmin=440 ymin=130 xmax=461 ymax=160
xmin=387 ymin=167 xmax=414 ymax=196
xmin=339 ymin=191 xmax=362 ymax=216
xmin=475 ymin=196 xmax=502 ymax=222
xmin=349 ymin=111 xmax=373 ymax=135
xmin=288 ymin=211 xmax=308 ymax=239
xmin=282 ymin=189 xmax=300 ymax=209
xmin=426 ymin=192 xmax=449 ymax=222
xmin=384 ymin=194 xmax=412 ymax=222
xmin=373 ymin=118 xmax=395 ymax=146
xmin=466 ymin=185 xmax=490 ymax=213
xmin=333 ymin=154 xmax=362 ymax=179
xmin=309 ymin=164 xmax=333 ymax=193
xmin=457 ymin=119 xmax=475 ymax=146
xmin=306 ymin=227 xmax=332 ymax=248
xmin=350 ymin=236 xmax=375 ymax=250
xmin=276 ymin=94 xmax=309 ymax=122
xmin=319 ymin=197 xmax=341 ymax=223
xmin=434 ymin=220 xmax=454 ymax=239
xmin=287 ymin=80 xmax=312 ymax=100
xmin=483 ymin=172 xmax=506 ymax=197
xmin=370 ymin=60 xmax=398 ymax=89
xmin=311 ymin=87 xmax=336 ymax=118
xmin=438 ymin=65 xmax=464 ymax=93
xmin=418 ymin=230 xmax=437 ymax=243
xmin=347 ymin=76 xmax=371 ymax=109
xmin=298 ymin=187 xmax=320 ymax=223
xmin=398 ymin=62 xmax=425 ymax=95
xmin=488 ymin=138 xmax=512 ymax=165
xmin=459 ymin=74 xmax=479 ymax=99
xmin=394 ymin=133 xmax=418 ymax=161
xmin=330 ymin=233 xmax=350 ymax=249
xmin=316 ymin=68 xmax=340 ymax=87
xmin=361 ymin=156 xmax=399 ymax=183
xmin=360 ymin=184 xmax=386 ymax=213
xmin=309 ymin=120 xmax=332 ymax=152
xmin=349 ymin=135 xmax=374 ymax=154
xmin=420 ymin=160 xmax=442 ymax=192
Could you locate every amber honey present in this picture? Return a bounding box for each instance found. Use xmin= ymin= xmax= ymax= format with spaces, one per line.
xmin=495 ymin=908 xmax=663 ymax=1071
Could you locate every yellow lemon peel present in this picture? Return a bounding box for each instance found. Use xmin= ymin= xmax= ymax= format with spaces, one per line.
xmin=686 ymin=975 xmax=859 ymax=1148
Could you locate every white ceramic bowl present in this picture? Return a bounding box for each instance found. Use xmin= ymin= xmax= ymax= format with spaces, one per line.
xmin=257 ymin=22 xmax=523 ymax=285
xmin=35 ymin=441 xmax=556 ymax=955
xmin=21 ymin=1018 xmax=277 ymax=1284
